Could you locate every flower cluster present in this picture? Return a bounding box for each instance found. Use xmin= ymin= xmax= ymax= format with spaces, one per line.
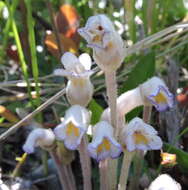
xmin=23 ymin=15 xmax=174 ymax=164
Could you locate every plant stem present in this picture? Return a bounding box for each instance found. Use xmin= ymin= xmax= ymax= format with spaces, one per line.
xmin=78 ymin=135 xmax=92 ymax=190
xmin=104 ymin=71 xmax=117 ymax=134
xmin=24 ymin=0 xmax=41 ymax=110
xmin=118 ymin=151 xmax=134 ymax=190
xmin=99 ymin=159 xmax=109 ymax=190
xmin=104 ymin=71 xmax=118 ymax=189
xmin=143 ymin=106 xmax=152 ymax=123
xmin=6 ymin=0 xmax=33 ymax=104
xmin=12 ymin=153 xmax=28 ymax=177
xmin=50 ymin=150 xmax=74 ymax=190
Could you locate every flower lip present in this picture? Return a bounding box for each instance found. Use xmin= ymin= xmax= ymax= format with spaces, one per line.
xmin=122 ymin=117 xmax=163 ymax=152
xmin=54 ymin=105 xmax=90 ymax=150
xmin=54 ymin=120 xmax=86 ymax=150
xmin=147 ymin=85 xmax=174 ymax=112
xmin=88 ymin=135 xmax=122 ymax=162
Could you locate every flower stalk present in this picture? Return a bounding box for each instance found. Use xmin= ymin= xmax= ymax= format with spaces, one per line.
xmin=78 ymin=135 xmax=92 ymax=190
xmin=50 ymin=149 xmax=76 ymax=190
xmin=118 ymin=151 xmax=135 ymax=190
xmin=99 ymin=159 xmax=109 ymax=190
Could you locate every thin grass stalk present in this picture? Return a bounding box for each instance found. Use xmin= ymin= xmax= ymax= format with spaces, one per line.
xmin=0 ymin=88 xmax=66 ymax=142
xmin=24 ymin=0 xmax=41 ymax=109
xmin=118 ymin=151 xmax=134 ymax=190
xmin=147 ymin=0 xmax=156 ymax=34
xmin=124 ymin=0 xmax=136 ymax=43
xmin=78 ymin=135 xmax=92 ymax=190
xmin=5 ymin=0 xmax=33 ymax=104
xmin=1 ymin=0 xmax=20 ymax=61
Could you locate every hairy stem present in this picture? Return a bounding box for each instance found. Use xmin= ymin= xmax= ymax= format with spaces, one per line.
xmin=99 ymin=159 xmax=109 ymax=190
xmin=78 ymin=135 xmax=92 ymax=190
xmin=118 ymin=151 xmax=134 ymax=190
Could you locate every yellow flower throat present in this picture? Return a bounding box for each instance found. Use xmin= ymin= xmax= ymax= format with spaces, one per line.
xmin=133 ymin=131 xmax=148 ymax=144
xmin=66 ymin=122 xmax=80 ymax=137
xmin=97 ymin=138 xmax=111 ymax=153
xmin=154 ymin=92 xmax=167 ymax=104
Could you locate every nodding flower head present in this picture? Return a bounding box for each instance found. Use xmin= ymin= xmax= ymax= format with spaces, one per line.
xmin=23 ymin=128 xmax=55 ymax=154
xmin=54 ymin=52 xmax=93 ymax=107
xmin=140 ymin=77 xmax=174 ymax=111
xmin=122 ymin=117 xmax=162 ymax=152
xmin=78 ymin=14 xmax=125 ymax=72
xmin=54 ymin=105 xmax=91 ymax=150
xmin=88 ymin=121 xmax=122 ymax=162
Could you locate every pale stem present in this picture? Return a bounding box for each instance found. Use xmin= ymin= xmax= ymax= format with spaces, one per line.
xmin=99 ymin=159 xmax=109 ymax=190
xmin=67 ymin=164 xmax=76 ymax=189
xmin=118 ymin=151 xmax=135 ymax=190
xmin=50 ymin=150 xmax=75 ymax=190
xmin=104 ymin=71 xmax=118 ymax=189
xmin=104 ymin=71 xmax=117 ymax=133
xmin=78 ymin=135 xmax=92 ymax=190
xmin=143 ymin=105 xmax=152 ymax=123
xmin=129 ymin=151 xmax=144 ymax=190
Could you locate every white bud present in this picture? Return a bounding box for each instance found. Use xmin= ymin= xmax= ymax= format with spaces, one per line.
xmin=78 ymin=14 xmax=125 ymax=72
xmin=23 ymin=128 xmax=55 ymax=153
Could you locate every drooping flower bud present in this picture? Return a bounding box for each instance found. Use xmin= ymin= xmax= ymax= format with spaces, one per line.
xmin=101 ymin=76 xmax=174 ymax=122
xmin=23 ymin=128 xmax=55 ymax=154
xmin=140 ymin=77 xmax=174 ymax=111
xmin=54 ymin=105 xmax=91 ymax=150
xmin=78 ymin=14 xmax=125 ymax=72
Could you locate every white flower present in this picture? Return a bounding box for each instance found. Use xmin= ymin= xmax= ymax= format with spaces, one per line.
xmin=78 ymin=14 xmax=125 ymax=72
xmin=122 ymin=117 xmax=162 ymax=152
xmin=54 ymin=105 xmax=91 ymax=150
xmin=148 ymin=174 xmax=181 ymax=190
xmin=88 ymin=121 xmax=122 ymax=161
xmin=140 ymin=77 xmax=174 ymax=111
xmin=101 ymin=77 xmax=174 ymax=122
xmin=54 ymin=52 xmax=93 ymax=107
xmin=101 ymin=87 xmax=143 ymax=122
xmin=23 ymin=128 xmax=55 ymax=154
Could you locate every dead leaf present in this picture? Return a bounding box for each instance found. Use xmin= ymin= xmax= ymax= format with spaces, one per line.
xmin=55 ymin=4 xmax=80 ymax=44
xmin=45 ymin=32 xmax=78 ymax=58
